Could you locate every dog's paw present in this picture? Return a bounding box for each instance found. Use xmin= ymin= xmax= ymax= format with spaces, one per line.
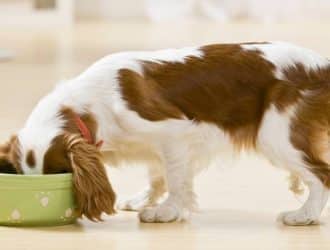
xmin=277 ymin=210 xmax=320 ymax=226
xmin=138 ymin=201 xmax=181 ymax=223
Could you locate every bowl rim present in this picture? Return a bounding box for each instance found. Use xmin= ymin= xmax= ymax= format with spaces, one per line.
xmin=0 ymin=173 xmax=73 ymax=190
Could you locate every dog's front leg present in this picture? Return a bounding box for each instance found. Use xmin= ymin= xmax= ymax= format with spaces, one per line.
xmin=139 ymin=142 xmax=196 ymax=223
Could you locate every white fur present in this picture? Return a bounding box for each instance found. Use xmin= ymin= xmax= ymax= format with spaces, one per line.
xmin=242 ymin=42 xmax=330 ymax=79
xmin=17 ymin=43 xmax=329 ymax=224
xmin=19 ymin=93 xmax=65 ymax=174
xmin=257 ymin=104 xmax=305 ymax=172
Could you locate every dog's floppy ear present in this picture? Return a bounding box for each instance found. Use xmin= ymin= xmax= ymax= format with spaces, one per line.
xmin=0 ymin=153 xmax=17 ymax=174
xmin=0 ymin=136 xmax=21 ymax=174
xmin=64 ymin=134 xmax=116 ymax=221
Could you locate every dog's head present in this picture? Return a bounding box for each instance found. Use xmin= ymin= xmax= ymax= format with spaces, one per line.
xmin=0 ymin=108 xmax=116 ymax=221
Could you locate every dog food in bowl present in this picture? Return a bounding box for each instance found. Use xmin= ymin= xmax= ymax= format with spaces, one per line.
xmin=0 ymin=173 xmax=77 ymax=226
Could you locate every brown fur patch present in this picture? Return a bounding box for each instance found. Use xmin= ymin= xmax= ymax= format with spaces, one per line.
xmin=0 ymin=135 xmax=22 ymax=174
xmin=26 ymin=150 xmax=36 ymax=168
xmin=119 ymin=44 xmax=280 ymax=149
xmin=119 ymin=69 xmax=183 ymax=121
xmin=43 ymin=134 xmax=71 ymax=174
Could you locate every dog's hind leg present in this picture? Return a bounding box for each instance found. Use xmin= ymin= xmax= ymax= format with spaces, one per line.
xmin=258 ymin=104 xmax=330 ymax=225
xmin=278 ymin=171 xmax=329 ymax=225
xmin=279 ymin=97 xmax=330 ymax=226
xmin=280 ymin=132 xmax=330 ymax=225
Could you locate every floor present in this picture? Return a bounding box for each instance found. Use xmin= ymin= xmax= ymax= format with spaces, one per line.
xmin=1 ymin=20 xmax=330 ymax=250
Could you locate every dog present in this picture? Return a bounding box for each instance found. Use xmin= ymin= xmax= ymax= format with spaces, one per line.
xmin=0 ymin=42 xmax=329 ymax=225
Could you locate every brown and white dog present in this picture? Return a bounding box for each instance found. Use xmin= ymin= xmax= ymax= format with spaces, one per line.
xmin=0 ymin=42 xmax=329 ymax=225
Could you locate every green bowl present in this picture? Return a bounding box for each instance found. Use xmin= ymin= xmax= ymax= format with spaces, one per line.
xmin=0 ymin=173 xmax=77 ymax=227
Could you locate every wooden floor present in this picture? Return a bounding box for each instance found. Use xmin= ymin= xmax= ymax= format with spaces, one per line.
xmin=1 ymin=20 xmax=330 ymax=250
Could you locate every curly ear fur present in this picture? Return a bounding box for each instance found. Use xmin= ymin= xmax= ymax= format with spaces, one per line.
xmin=0 ymin=136 xmax=21 ymax=174
xmin=65 ymin=134 xmax=116 ymax=221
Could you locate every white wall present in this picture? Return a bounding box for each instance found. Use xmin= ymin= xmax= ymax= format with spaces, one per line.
xmin=75 ymin=0 xmax=146 ymax=19
xmin=0 ymin=0 xmax=74 ymax=28
xmin=75 ymin=0 xmax=330 ymax=22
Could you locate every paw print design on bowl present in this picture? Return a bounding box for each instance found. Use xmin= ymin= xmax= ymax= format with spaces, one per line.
xmin=35 ymin=191 xmax=52 ymax=207
xmin=60 ymin=208 xmax=75 ymax=222
xmin=7 ymin=209 xmax=23 ymax=223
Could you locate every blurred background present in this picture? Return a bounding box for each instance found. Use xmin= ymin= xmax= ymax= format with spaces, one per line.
xmin=2 ymin=0 xmax=330 ymax=24
xmin=1 ymin=1 xmax=330 ymax=232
